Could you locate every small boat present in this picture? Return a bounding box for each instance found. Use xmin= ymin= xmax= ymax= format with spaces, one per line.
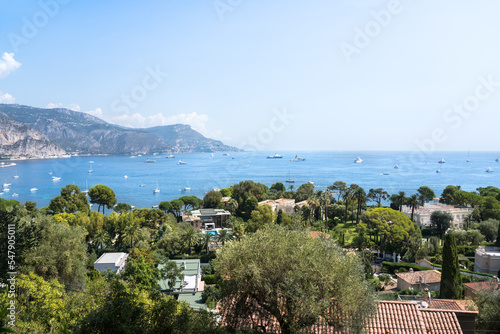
xmin=144 ymin=159 xmax=156 ymax=163
xmin=486 ymin=167 xmax=494 ymax=173
xmin=436 ymin=169 xmax=442 ymax=173
xmin=124 ymin=175 xmax=128 ymax=179
xmin=210 ymin=153 xmax=214 ymax=157
xmin=496 ymin=158 xmax=500 ymax=162
xmin=13 ymin=171 xmax=19 ymax=179
xmin=152 ymin=205 xmax=159 ymax=208
xmin=12 ymin=193 xmax=18 ymax=197
xmin=223 ymin=153 xmax=229 ymax=156
xmin=30 ymin=188 xmax=38 ymax=192
xmin=267 ymin=153 xmax=283 ymax=159
xmin=82 ymin=179 xmax=89 ymax=194
xmin=49 ymin=171 xmax=53 ymax=175
xmin=178 ymin=160 xmax=187 ymax=165
xmin=166 ymin=155 xmax=175 ymax=159
xmin=3 ymin=183 xmax=11 ymax=188
xmin=130 ymin=155 xmax=137 ymax=158
xmin=153 ymin=181 xmax=160 ymax=193
xmin=290 ymin=155 xmax=305 ymax=162
xmin=394 ymin=164 xmax=399 ymax=169
xmin=88 ymin=165 xmax=93 ymax=173
xmin=354 ymin=157 xmax=363 ymax=164
xmin=383 ymin=172 xmax=390 ymax=175
xmin=307 ymin=181 xmax=314 ymax=185
xmin=0 ymin=192 xmax=3 ymax=195
xmin=2 ymin=188 xmax=9 ymax=192
xmin=139 ymin=183 xmax=145 ymax=187
xmin=89 ymin=161 xmax=94 ymax=164
xmin=438 ymin=158 xmax=445 ymax=164
xmin=184 ymin=187 xmax=191 ymax=191
xmin=466 ymin=150 xmax=470 ymax=162
xmin=212 ymin=187 xmax=220 ymax=191
xmin=285 ymin=171 xmax=294 ymax=183
xmin=52 ymin=176 xmax=61 ymax=181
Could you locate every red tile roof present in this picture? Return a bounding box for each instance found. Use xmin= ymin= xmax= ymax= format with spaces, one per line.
xmin=463 ymin=281 xmax=498 ymax=292
xmin=420 ymin=309 xmax=462 ymax=333
xmin=396 ymin=270 xmax=441 ymax=285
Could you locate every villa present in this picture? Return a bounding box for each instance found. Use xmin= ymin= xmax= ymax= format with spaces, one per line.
xmin=395 ymin=269 xmax=441 ymax=291
xmin=93 ymin=252 xmax=129 ymax=274
xmin=401 ymin=201 xmax=473 ymax=229
xmin=474 ymin=246 xmax=500 ymax=275
xmin=183 ymin=208 xmax=231 ymax=230
xmin=258 ymin=198 xmax=296 ymax=214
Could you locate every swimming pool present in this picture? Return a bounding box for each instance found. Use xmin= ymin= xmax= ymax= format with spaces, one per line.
xmin=205 ymin=231 xmax=218 ymax=235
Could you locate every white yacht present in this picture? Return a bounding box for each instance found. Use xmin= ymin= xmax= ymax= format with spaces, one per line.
xmin=210 ymin=153 xmax=214 ymax=157
xmin=52 ymin=176 xmax=61 ymax=181
xmin=486 ymin=167 xmax=494 ymax=173
xmin=436 ymin=169 xmax=442 ymax=173
xmin=178 ymin=160 xmax=187 ymax=165
xmin=11 ymin=193 xmax=18 ymax=197
xmin=30 ymin=188 xmax=38 ymax=192
xmin=139 ymin=183 xmax=145 ymax=187
xmin=144 ymin=159 xmax=156 ymax=163
xmin=124 ymin=175 xmax=128 ymax=179
xmin=383 ymin=172 xmax=390 ymax=175
xmin=88 ymin=165 xmax=93 ymax=173
xmin=394 ymin=164 xmax=399 ymax=169
xmin=438 ymin=158 xmax=445 ymax=164
xmin=3 ymin=183 xmax=11 ymax=188
xmin=307 ymin=181 xmax=314 ymax=185
xmin=13 ymin=171 xmax=19 ymax=179
xmin=354 ymin=157 xmax=363 ymax=164
xmin=153 ymin=181 xmax=160 ymax=193
xmin=166 ymin=155 xmax=175 ymax=159
xmin=223 ymin=153 xmax=230 ymax=156
xmin=184 ymin=186 xmax=191 ymax=191
xmin=267 ymin=153 xmax=283 ymax=159
xmin=290 ymin=155 xmax=305 ymax=162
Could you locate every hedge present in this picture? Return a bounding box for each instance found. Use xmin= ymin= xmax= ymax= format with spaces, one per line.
xmin=381 ymin=262 xmax=433 ymax=275
xmin=456 ymin=246 xmax=478 ymax=257
xmin=201 ymin=275 xmax=218 ymax=285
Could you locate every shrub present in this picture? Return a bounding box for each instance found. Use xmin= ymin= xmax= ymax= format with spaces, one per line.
xmin=201 ymin=275 xmax=218 ymax=285
xmin=381 ymin=262 xmax=433 ymax=275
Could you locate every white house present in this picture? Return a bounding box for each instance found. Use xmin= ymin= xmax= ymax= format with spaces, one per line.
xmin=94 ymin=252 xmax=129 ymax=273
xmin=401 ymin=202 xmax=473 ymax=229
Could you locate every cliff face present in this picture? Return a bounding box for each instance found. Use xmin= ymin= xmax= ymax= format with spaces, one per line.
xmin=0 ymin=104 xmax=241 ymax=156
xmin=0 ymin=115 xmax=66 ymax=157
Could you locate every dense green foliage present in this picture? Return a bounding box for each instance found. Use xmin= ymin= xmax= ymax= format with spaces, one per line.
xmin=440 ymin=234 xmax=461 ymax=299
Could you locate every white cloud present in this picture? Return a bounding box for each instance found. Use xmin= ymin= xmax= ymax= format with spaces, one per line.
xmin=0 ymin=53 xmax=21 ymax=79
xmin=0 ymin=91 xmax=15 ymax=103
xmin=47 ymin=102 xmax=81 ymax=111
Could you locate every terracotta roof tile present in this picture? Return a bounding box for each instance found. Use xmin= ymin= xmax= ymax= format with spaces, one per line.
xmin=463 ymin=281 xmax=498 ymax=292
xmin=420 ymin=309 xmax=462 ymax=333
xmin=396 ymin=270 xmax=441 ymax=285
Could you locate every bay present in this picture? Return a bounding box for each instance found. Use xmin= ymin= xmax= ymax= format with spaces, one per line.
xmin=1 ymin=151 xmax=499 ymax=209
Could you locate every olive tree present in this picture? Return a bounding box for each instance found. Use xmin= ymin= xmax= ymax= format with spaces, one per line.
xmin=213 ymin=227 xmax=376 ymax=334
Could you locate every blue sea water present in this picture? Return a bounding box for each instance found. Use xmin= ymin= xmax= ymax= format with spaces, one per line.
xmin=0 ymin=151 xmax=499 ymax=209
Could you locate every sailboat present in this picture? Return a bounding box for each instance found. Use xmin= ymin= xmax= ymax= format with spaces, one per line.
xmin=13 ymin=170 xmax=19 ymax=179
xmin=153 ymin=181 xmax=160 ymax=194
xmin=82 ymin=179 xmax=89 ymax=194
xmin=285 ymin=170 xmax=295 ymax=183
xmin=183 ymin=179 xmax=191 ymax=191
xmin=88 ymin=165 xmax=93 ymax=173
xmin=466 ymin=150 xmax=470 ymax=162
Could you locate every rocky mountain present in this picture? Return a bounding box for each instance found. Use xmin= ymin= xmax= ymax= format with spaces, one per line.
xmin=0 ymin=114 xmax=66 ymax=158
xmin=146 ymin=124 xmax=238 ymax=153
xmin=0 ymin=104 xmax=240 ymax=156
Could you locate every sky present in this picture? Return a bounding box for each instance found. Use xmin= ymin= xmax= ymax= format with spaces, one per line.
xmin=1 ymin=0 xmax=500 ymax=152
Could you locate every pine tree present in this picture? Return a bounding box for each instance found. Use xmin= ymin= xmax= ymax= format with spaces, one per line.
xmin=440 ymin=233 xmax=461 ymax=299
xmin=276 ymin=209 xmax=284 ymax=225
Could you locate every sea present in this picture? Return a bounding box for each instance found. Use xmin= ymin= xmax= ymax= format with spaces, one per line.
xmin=1 ymin=151 xmax=499 ymax=209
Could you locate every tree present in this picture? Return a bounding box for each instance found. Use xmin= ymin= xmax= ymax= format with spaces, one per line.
xmin=367 ymin=188 xmax=389 ymax=207
xmin=48 ymin=184 xmax=90 ymax=214
xmin=328 ymin=181 xmax=347 ymax=202
xmin=225 ymin=198 xmax=238 ymax=214
xmin=319 ymin=190 xmax=332 ymax=221
xmin=430 ymin=211 xmax=453 ymax=237
xmin=179 ymin=196 xmax=202 ymax=211
xmin=440 ymin=185 xmax=461 ymax=205
xmin=363 ymin=208 xmax=419 ymax=254
xmin=474 ymin=286 xmax=500 ymax=332
xmin=294 ymin=183 xmax=315 ymax=202
xmin=159 ymin=201 xmax=171 ymax=214
xmin=182 ymin=227 xmax=202 ymax=254
xmin=88 ymin=184 xmax=117 ymax=214
xmin=203 ymin=190 xmax=222 ymax=208
xmin=270 ymin=182 xmax=286 ymax=193
xmin=396 ymin=191 xmax=407 ymax=211
xmin=246 ymin=204 xmax=274 ymax=233
xmin=113 ymin=202 xmax=132 ymax=213
xmin=496 ymin=219 xmax=500 ymax=247
xmin=440 ymin=233 xmax=461 ymax=299
xmin=159 ymin=260 xmax=184 ymax=290
xmin=417 ymin=186 xmax=435 ymax=205
xmin=213 ymin=227 xmax=376 ymax=334
xmin=216 ymin=229 xmax=233 ymax=246
xmin=354 ymin=187 xmax=367 ymax=224
xmin=231 ymin=180 xmax=268 ymax=204
xmin=408 ymin=194 xmax=420 ymax=222
xmin=169 ymin=199 xmax=184 ymax=219
xmin=476 ymin=219 xmax=499 ymax=242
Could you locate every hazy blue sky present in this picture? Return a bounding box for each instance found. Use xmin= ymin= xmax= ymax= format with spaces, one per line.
xmin=1 ymin=0 xmax=500 ymax=151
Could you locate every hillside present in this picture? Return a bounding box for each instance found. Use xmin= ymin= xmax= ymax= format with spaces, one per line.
xmin=0 ymin=114 xmax=66 ymax=158
xmin=0 ymin=104 xmax=240 ymax=155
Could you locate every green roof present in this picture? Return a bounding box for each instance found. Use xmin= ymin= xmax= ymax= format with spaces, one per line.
xmin=158 ymin=259 xmax=200 ymax=292
xmin=178 ymin=292 xmax=207 ymax=310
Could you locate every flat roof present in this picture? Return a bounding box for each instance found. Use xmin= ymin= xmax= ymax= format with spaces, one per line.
xmin=178 ymin=292 xmax=207 ymax=310
xmin=94 ymin=252 xmax=128 ymax=265
xmin=158 ymin=259 xmax=200 ymax=291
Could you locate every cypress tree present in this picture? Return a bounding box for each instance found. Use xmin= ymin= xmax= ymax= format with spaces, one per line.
xmin=440 ymin=233 xmax=461 ymax=299
xmin=276 ymin=209 xmax=284 ymax=225
xmin=496 ymin=221 xmax=500 ymax=247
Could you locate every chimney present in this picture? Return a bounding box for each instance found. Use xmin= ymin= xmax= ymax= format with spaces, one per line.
xmin=423 ymin=288 xmax=430 ymax=305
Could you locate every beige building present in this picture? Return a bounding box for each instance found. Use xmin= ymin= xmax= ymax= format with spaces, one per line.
xmin=396 ymin=269 xmax=441 ymax=291
xmin=474 ymin=246 xmax=500 ymax=275
xmin=258 ymin=198 xmax=296 ymax=215
xmin=402 ymin=202 xmax=473 ymax=229
xmin=183 ymin=208 xmax=231 ymax=230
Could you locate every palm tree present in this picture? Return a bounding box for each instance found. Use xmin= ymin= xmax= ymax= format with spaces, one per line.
xmin=217 ymin=229 xmax=233 ymax=246
xmin=354 ymin=187 xmax=367 ymax=224
xmin=343 ymin=189 xmax=353 ymax=224
xmin=93 ymin=229 xmax=111 ymax=251
xmin=408 ymin=194 xmax=420 ymax=222
xmin=182 ymin=227 xmax=202 ymax=254
xmin=397 ymin=191 xmax=407 ymax=211
xmin=319 ymin=190 xmax=332 ymax=221
xmin=122 ymin=223 xmax=139 ymax=248
xmin=289 ymin=184 xmax=294 ymax=192
xmin=308 ymin=195 xmax=320 ymax=222
xmin=226 ymin=198 xmax=238 ymax=214
xmin=201 ymin=232 xmax=213 ymax=253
